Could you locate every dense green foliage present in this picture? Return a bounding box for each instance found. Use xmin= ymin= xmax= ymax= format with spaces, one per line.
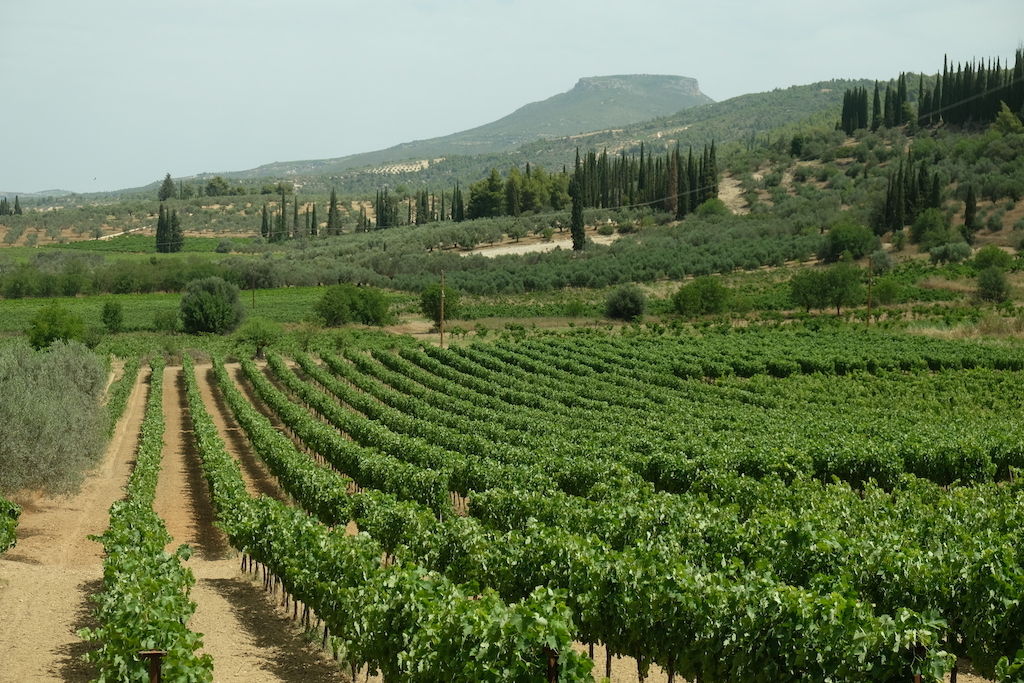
xmin=183 ymin=356 xmax=593 ymax=682
xmin=80 ymin=358 xmax=213 ymax=682
xmin=0 ymin=341 xmax=107 ymax=495
xmin=179 ymin=276 xmax=244 ymax=334
xmin=419 ymin=282 xmax=461 ymax=324
xmin=25 ymin=301 xmax=87 ymax=348
xmin=604 ymin=284 xmax=646 ymax=320
xmin=314 ymin=283 xmax=393 ymax=327
xmin=215 ymin=329 xmax=1024 ymax=681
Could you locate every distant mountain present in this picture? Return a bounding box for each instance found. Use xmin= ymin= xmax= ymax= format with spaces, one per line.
xmin=0 ymin=189 xmax=74 ymax=199
xmin=215 ymin=75 xmax=713 ymax=180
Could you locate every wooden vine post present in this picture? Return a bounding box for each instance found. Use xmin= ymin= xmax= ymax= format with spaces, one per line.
xmin=138 ymin=650 xmax=167 ymax=683
xmin=543 ymin=646 xmax=558 ymax=683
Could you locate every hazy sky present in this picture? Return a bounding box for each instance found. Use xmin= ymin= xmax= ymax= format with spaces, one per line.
xmin=2 ymin=0 xmax=1021 ymax=194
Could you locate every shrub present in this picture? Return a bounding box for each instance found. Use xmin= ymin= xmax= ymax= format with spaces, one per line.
xmin=0 ymin=341 xmax=107 ymax=495
xmin=153 ymin=310 xmax=181 ymax=334
xmin=820 ymin=220 xmax=875 ymax=262
xmin=674 ymin=277 xmax=731 ymax=318
xmin=974 ymin=244 xmax=1013 ymax=271
xmin=869 ymin=249 xmax=894 ymax=275
xmin=420 ymin=283 xmax=461 ymax=325
xmin=101 ymin=300 xmax=124 ymax=334
xmin=696 ymin=198 xmax=730 ymax=218
xmin=605 ymin=284 xmax=647 ymax=321
xmin=873 ymin=277 xmax=900 ymax=305
xmin=910 ymin=209 xmax=952 ymax=250
xmin=978 ymin=266 xmax=1011 ymax=302
xmin=26 ymin=302 xmax=85 ymax=349
xmin=315 ymin=283 xmax=393 ymax=327
xmin=179 ymin=276 xmax=245 ymax=335
xmin=930 ymin=242 xmax=972 ymax=265
xmin=234 ymin=317 xmax=281 ymax=359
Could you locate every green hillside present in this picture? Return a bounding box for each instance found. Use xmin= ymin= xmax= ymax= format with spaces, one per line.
xmin=202 ymin=75 xmax=712 ymax=180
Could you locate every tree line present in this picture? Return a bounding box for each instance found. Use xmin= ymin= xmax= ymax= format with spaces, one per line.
xmin=0 ymin=196 xmax=23 ymax=216
xmin=841 ymin=49 xmax=1024 ymax=134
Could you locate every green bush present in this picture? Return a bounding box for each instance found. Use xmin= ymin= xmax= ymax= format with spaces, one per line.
xmin=315 ymin=283 xmax=393 ymax=327
xmin=420 ymin=283 xmax=461 ymax=325
xmin=820 ymin=220 xmax=876 ymax=262
xmin=26 ymin=302 xmax=85 ymax=349
xmin=978 ymin=266 xmax=1011 ymax=302
xmin=930 ymin=242 xmax=972 ymax=265
xmin=674 ymin=277 xmax=731 ymax=318
xmin=973 ymin=244 xmax=1013 ymax=271
xmin=0 ymin=341 xmax=107 ymax=495
xmin=910 ymin=208 xmax=952 ymax=250
xmin=179 ymin=276 xmax=245 ymax=334
xmin=605 ymin=284 xmax=647 ymax=321
xmin=101 ymin=300 xmax=124 ymax=334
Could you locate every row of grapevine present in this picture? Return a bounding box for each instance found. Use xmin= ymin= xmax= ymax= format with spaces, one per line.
xmin=241 ymin=354 xmax=961 ymax=681
xmin=79 ymin=358 xmax=214 ymax=683
xmin=294 ymin=332 xmax=1024 ymax=680
xmin=105 ymin=356 xmax=141 ymax=436
xmin=182 ymin=356 xmax=593 ymax=682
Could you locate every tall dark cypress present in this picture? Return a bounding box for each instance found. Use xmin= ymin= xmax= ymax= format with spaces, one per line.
xmin=168 ymin=209 xmax=183 ymax=253
xmin=871 ymin=82 xmax=882 ymax=131
xmin=156 ymin=203 xmax=168 ymax=252
xmin=310 ymin=203 xmax=317 ymax=236
xmin=261 ymin=203 xmax=269 ymax=239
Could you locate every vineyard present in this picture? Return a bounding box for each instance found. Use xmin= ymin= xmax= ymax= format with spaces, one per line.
xmin=5 ymin=328 xmax=1024 ymax=682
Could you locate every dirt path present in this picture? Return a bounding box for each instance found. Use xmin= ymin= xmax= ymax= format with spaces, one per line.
xmin=152 ymin=364 xmax=346 ymax=683
xmin=0 ymin=365 xmax=149 ymax=683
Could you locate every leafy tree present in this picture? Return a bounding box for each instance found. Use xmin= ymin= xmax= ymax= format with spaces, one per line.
xmin=205 ymin=175 xmax=232 ymax=197
xmin=101 ymin=300 xmax=124 ymax=334
xmin=821 ymin=263 xmax=864 ymax=314
xmin=315 ymin=283 xmax=393 ymax=327
xmin=977 ymin=266 xmax=1011 ymax=302
xmin=674 ymin=276 xmax=731 ymax=317
xmin=605 ymin=284 xmax=646 ymax=321
xmin=467 ymin=168 xmax=504 ymax=219
xmin=820 ymin=221 xmax=875 ymax=262
xmin=179 ymin=276 xmax=245 ymax=335
xmin=420 ymin=282 xmax=461 ymax=325
xmin=234 ymin=317 xmax=281 ymax=359
xmin=26 ymin=302 xmax=86 ymax=349
xmin=910 ymin=208 xmax=952 ymax=250
xmin=157 ymin=173 xmax=176 ymax=201
xmin=789 ymin=269 xmax=826 ymax=312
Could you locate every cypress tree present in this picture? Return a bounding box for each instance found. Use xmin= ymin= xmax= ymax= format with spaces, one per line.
xmin=871 ymin=82 xmax=882 ymax=131
xmin=310 ymin=203 xmax=317 ymax=236
xmin=158 ymin=172 xmax=176 ymax=201
xmin=326 ymin=188 xmax=340 ymax=235
xmin=261 ymin=203 xmax=269 ymax=239
xmin=293 ymin=195 xmax=299 ymax=237
xmin=883 ymin=83 xmax=895 ymax=128
xmin=965 ymin=184 xmax=977 ymax=233
xmin=13 ymin=196 xmax=21 ymax=216
xmin=168 ymin=209 xmax=183 ymax=253
xmin=570 ymin=174 xmax=585 ymax=251
xmin=156 ymin=203 xmax=168 ymax=253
